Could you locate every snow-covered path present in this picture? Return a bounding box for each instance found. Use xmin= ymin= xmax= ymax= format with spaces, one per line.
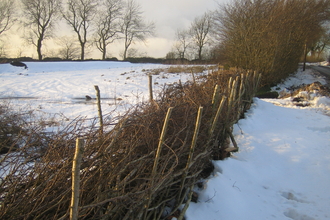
xmin=186 ymin=98 xmax=330 ymax=219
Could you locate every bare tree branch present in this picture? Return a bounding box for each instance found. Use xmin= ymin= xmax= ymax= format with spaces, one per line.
xmin=189 ymin=12 xmax=213 ymax=60
xmin=121 ymin=0 xmax=154 ymax=60
xmin=56 ymin=35 xmax=80 ymax=60
xmin=174 ymin=29 xmax=191 ymax=59
xmin=0 ymin=0 xmax=16 ymax=35
xmin=21 ymin=0 xmax=61 ymax=60
xmin=62 ymin=0 xmax=98 ymax=60
xmin=95 ymin=0 xmax=123 ymax=60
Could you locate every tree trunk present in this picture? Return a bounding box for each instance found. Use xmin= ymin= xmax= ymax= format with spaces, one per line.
xmin=123 ymin=47 xmax=128 ymax=60
xmin=80 ymin=43 xmax=85 ymax=61
xmin=102 ymin=39 xmax=106 ymax=60
xmin=198 ymin=46 xmax=202 ymax=60
xmin=303 ymin=43 xmax=307 ymax=71
xmin=37 ymin=38 xmax=43 ymax=61
xmin=102 ymin=46 xmax=106 ymax=60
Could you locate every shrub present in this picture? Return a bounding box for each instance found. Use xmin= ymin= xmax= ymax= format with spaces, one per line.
xmin=214 ymin=0 xmax=330 ymax=86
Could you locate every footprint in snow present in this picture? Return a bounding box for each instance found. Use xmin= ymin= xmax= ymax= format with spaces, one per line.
xmin=281 ymin=191 xmax=309 ymax=203
xmin=284 ymin=208 xmax=315 ymax=220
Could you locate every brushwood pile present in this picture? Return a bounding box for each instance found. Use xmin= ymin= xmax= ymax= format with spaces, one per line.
xmin=0 ymin=67 xmax=261 ymax=220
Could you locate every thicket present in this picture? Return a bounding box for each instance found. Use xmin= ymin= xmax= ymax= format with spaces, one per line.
xmin=0 ymin=67 xmax=260 ymax=219
xmin=214 ymin=0 xmax=330 ymax=86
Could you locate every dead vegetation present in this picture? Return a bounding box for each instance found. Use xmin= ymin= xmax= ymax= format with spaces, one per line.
xmin=279 ymin=81 xmax=330 ymax=99
xmin=142 ymin=65 xmax=214 ymax=76
xmin=0 ymin=67 xmax=261 ymax=220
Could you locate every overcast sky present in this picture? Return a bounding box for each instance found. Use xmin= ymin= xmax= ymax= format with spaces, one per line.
xmin=134 ymin=0 xmax=226 ymax=58
xmin=3 ymin=0 xmax=229 ymax=59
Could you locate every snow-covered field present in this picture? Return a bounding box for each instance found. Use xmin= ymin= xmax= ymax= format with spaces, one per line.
xmin=1 ymin=62 xmax=330 ymax=219
xmin=0 ymin=61 xmax=198 ymax=128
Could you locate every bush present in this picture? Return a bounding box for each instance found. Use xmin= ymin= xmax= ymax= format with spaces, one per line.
xmin=0 ymin=104 xmax=23 ymax=154
xmin=125 ymin=57 xmax=165 ymax=63
xmin=43 ymin=57 xmax=63 ymax=61
xmin=104 ymin=57 xmax=119 ymax=61
xmin=215 ymin=0 xmax=330 ymax=86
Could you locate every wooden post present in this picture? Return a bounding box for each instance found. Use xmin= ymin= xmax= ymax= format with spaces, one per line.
xmin=191 ymin=70 xmax=196 ymax=85
xmin=188 ymin=106 xmax=203 ymax=166
xmin=178 ymin=106 xmax=203 ymax=199
xmin=148 ymin=74 xmax=153 ymax=102
xmin=210 ymin=96 xmax=227 ymax=136
xmin=94 ymin=85 xmax=103 ymax=134
xmin=142 ymin=107 xmax=173 ymax=219
xmin=212 ymin=85 xmax=220 ymax=106
xmin=151 ymin=107 xmax=173 ymax=179
xmin=70 ymin=138 xmax=85 ymax=220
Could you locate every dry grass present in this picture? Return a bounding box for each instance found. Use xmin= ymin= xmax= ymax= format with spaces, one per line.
xmin=143 ymin=65 xmax=213 ymax=76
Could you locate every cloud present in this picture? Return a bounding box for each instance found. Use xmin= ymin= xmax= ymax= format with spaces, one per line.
xmin=142 ymin=37 xmax=175 ymax=58
xmin=139 ymin=0 xmax=222 ymax=39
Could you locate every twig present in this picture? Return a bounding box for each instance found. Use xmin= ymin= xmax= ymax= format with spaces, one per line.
xmin=232 ymin=181 xmax=241 ymax=192
xmin=205 ymin=189 xmax=217 ymax=203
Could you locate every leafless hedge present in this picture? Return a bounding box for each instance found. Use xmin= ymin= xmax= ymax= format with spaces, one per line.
xmin=0 ymin=67 xmax=260 ymax=220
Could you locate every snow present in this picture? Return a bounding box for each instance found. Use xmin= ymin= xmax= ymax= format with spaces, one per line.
xmin=0 ymin=61 xmax=197 ymax=127
xmin=1 ymin=62 xmax=330 ymax=219
xmin=269 ymin=69 xmax=330 ymax=116
xmin=186 ymin=68 xmax=330 ymax=220
xmin=273 ymin=68 xmax=327 ymax=90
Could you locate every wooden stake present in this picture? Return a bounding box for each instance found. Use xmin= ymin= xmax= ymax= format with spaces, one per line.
xmin=70 ymin=138 xmax=85 ymax=220
xmin=210 ymin=96 xmax=227 ymax=135
xmin=94 ymin=85 xmax=103 ymax=134
xmin=187 ymin=106 xmax=203 ymax=168
xmin=191 ymin=70 xmax=196 ymax=85
xmin=227 ymin=130 xmax=239 ymax=152
xmin=148 ymin=74 xmax=153 ymax=102
xmin=212 ymin=85 xmax=220 ymax=106
xmin=152 ymin=107 xmax=173 ymax=179
xmin=178 ymin=107 xmax=203 ymax=200
xmin=142 ymin=107 xmax=173 ymax=219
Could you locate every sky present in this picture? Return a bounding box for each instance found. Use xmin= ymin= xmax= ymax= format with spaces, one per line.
xmin=136 ymin=0 xmax=225 ymax=58
xmin=1 ymin=0 xmax=228 ymax=59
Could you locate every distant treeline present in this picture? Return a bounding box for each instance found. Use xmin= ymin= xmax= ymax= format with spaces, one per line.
xmin=0 ymin=57 xmax=218 ymax=65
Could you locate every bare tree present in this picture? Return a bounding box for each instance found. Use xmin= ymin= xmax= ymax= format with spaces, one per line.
xmin=63 ymin=0 xmax=98 ymax=60
xmin=56 ymin=35 xmax=80 ymax=60
xmin=21 ymin=0 xmax=61 ymax=60
xmin=0 ymin=0 xmax=16 ymax=35
xmin=165 ymin=51 xmax=177 ymax=59
xmin=308 ymin=29 xmax=330 ymax=61
xmin=95 ymin=0 xmax=123 ymax=60
xmin=121 ymin=0 xmax=154 ymax=60
xmin=173 ymin=29 xmax=191 ymax=59
xmin=189 ymin=12 xmax=213 ymax=60
xmin=0 ymin=41 xmax=6 ymax=57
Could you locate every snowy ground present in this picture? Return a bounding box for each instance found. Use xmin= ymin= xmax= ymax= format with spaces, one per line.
xmin=1 ymin=62 xmax=330 ymax=220
xmin=0 ymin=61 xmax=200 ymax=129
xmin=186 ymin=68 xmax=330 ymax=220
